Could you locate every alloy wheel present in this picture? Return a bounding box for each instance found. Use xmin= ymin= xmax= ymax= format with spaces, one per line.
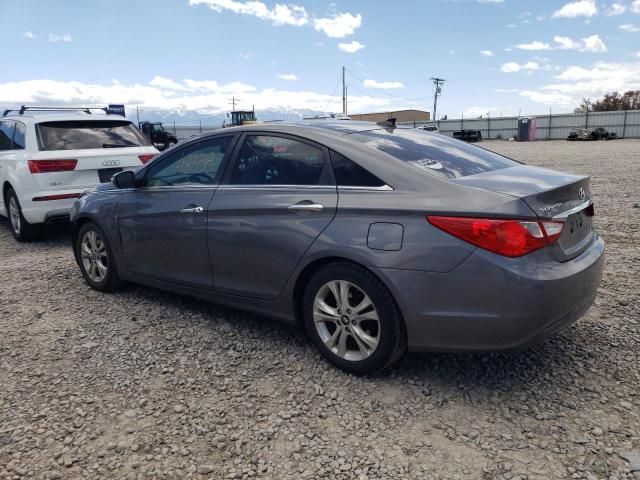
xmin=81 ymin=230 xmax=108 ymax=283
xmin=313 ymin=280 xmax=381 ymax=362
xmin=8 ymin=196 xmax=21 ymax=235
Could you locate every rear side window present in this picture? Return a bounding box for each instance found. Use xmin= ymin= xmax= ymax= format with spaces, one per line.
xmin=37 ymin=120 xmax=149 ymax=151
xmin=13 ymin=122 xmax=25 ymax=149
xmin=0 ymin=121 xmax=14 ymax=151
xmin=330 ymin=150 xmax=385 ymax=187
xmin=351 ymin=128 xmax=517 ymax=179
xmin=229 ymin=135 xmax=332 ymax=186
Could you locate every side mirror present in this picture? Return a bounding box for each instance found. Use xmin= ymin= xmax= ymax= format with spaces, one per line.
xmin=112 ymin=170 xmax=135 ymax=189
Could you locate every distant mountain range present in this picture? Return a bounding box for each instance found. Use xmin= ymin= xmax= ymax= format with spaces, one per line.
xmin=128 ymin=108 xmax=329 ymax=126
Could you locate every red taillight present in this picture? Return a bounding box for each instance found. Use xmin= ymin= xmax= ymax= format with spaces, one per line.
xmin=32 ymin=193 xmax=82 ymax=202
xmin=28 ymin=159 xmax=77 ymax=174
xmin=138 ymin=154 xmax=156 ymax=164
xmin=427 ymin=216 xmax=564 ymax=257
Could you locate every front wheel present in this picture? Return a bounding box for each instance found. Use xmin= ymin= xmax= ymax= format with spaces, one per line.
xmin=164 ymin=140 xmax=177 ymax=150
xmin=303 ymin=262 xmax=407 ymax=375
xmin=76 ymin=222 xmax=121 ymax=292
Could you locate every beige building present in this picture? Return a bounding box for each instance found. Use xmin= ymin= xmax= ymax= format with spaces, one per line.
xmin=349 ymin=109 xmax=430 ymax=123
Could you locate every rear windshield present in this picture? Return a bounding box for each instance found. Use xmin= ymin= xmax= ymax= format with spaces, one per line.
xmin=350 ymin=128 xmax=518 ymax=179
xmin=37 ymin=120 xmax=149 ymax=151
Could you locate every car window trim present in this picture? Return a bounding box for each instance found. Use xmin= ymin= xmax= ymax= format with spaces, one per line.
xmin=12 ymin=120 xmax=26 ymax=150
xmin=220 ymin=131 xmax=335 ymax=187
xmin=138 ymin=134 xmax=239 ymax=188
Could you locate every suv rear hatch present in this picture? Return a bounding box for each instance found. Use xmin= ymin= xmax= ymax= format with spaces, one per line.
xmin=451 ymin=164 xmax=595 ymax=262
xmin=30 ymin=119 xmax=156 ymax=190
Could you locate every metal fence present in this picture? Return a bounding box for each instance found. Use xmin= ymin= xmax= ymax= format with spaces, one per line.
xmin=402 ymin=110 xmax=640 ymax=140
xmin=162 ymin=110 xmax=640 ymax=141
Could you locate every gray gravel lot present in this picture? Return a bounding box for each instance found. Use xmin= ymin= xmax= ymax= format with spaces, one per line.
xmin=1 ymin=139 xmax=639 ymax=480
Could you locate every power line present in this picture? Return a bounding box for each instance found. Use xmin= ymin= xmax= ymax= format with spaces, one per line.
xmin=322 ymin=71 xmax=343 ymax=113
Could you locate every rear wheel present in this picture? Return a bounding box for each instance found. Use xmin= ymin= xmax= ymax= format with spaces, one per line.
xmin=165 ymin=139 xmax=177 ymax=150
xmin=76 ymin=222 xmax=121 ymax=292
xmin=303 ymin=262 xmax=406 ymax=375
xmin=5 ymin=188 xmax=42 ymax=242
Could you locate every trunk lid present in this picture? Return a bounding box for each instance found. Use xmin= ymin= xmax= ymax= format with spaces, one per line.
xmin=451 ymin=165 xmax=595 ymax=262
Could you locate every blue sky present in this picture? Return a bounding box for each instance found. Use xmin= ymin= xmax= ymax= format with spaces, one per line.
xmin=1 ymin=0 xmax=639 ymax=119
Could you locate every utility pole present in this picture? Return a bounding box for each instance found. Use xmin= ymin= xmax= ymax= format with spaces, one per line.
xmin=342 ymin=66 xmax=347 ymax=115
xmin=430 ymin=77 xmax=446 ymax=121
xmin=136 ymin=105 xmax=142 ymax=125
xmin=228 ymin=97 xmax=240 ymax=112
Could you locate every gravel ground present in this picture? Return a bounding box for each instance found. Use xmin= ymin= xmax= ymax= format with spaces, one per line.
xmin=1 ymin=139 xmax=639 ymax=480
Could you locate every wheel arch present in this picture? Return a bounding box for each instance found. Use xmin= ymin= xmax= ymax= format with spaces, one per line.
xmin=291 ymin=256 xmax=404 ymax=328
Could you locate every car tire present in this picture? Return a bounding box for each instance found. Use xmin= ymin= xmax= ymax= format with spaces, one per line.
xmin=5 ymin=188 xmax=42 ymax=242
xmin=165 ymin=140 xmax=177 ymax=150
xmin=303 ymin=262 xmax=407 ymax=375
xmin=76 ymin=221 xmax=121 ymax=292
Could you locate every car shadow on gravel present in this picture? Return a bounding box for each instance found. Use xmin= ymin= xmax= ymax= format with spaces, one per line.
xmin=121 ymin=279 xmax=594 ymax=395
xmin=0 ymin=217 xmax=72 ymax=246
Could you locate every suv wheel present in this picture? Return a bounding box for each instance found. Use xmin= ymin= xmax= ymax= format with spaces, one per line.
xmin=165 ymin=140 xmax=177 ymax=150
xmin=5 ymin=188 xmax=42 ymax=242
xmin=303 ymin=262 xmax=407 ymax=375
xmin=76 ymin=222 xmax=121 ymax=292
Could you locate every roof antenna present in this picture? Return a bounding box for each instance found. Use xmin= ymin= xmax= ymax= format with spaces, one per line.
xmin=376 ymin=118 xmax=396 ymax=128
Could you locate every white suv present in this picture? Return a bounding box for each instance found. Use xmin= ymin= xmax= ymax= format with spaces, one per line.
xmin=0 ymin=107 xmax=158 ymax=241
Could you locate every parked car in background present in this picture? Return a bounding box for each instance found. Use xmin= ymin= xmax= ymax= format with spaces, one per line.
xmin=138 ymin=121 xmax=178 ymax=150
xmin=567 ymin=127 xmax=618 ymax=141
xmin=453 ymin=129 xmax=482 ymax=142
xmin=0 ymin=106 xmax=158 ymax=241
xmin=71 ymin=121 xmax=604 ymax=374
xmin=419 ymin=124 xmax=440 ymax=133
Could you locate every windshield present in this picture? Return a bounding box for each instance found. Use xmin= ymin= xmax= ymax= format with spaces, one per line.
xmin=350 ymin=128 xmax=518 ymax=179
xmin=37 ymin=120 xmax=150 ymax=151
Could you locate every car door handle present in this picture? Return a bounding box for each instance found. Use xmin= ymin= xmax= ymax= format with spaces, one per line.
xmin=180 ymin=206 xmax=204 ymax=214
xmin=288 ymin=202 xmax=324 ymax=213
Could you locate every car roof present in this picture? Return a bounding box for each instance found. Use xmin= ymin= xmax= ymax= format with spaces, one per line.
xmin=1 ymin=113 xmax=133 ymax=124
xmin=210 ymin=120 xmax=412 ymax=137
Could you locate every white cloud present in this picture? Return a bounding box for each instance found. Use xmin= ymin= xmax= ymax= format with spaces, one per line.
xmin=314 ymin=41 xmax=325 ymax=47
xmin=277 ymin=73 xmax=299 ymax=80
xmin=515 ymin=35 xmax=607 ymax=52
xmin=552 ymin=0 xmax=598 ymax=18
xmin=520 ymin=90 xmax=573 ymax=105
xmin=238 ymin=52 xmax=252 ymax=60
xmin=189 ymin=0 xmax=362 ymax=38
xmin=481 ymin=50 xmax=495 ymax=56
xmin=620 ymin=23 xmax=640 ymax=31
xmin=48 ymin=33 xmax=72 ymax=43
xmin=313 ymin=12 xmax=362 ymax=38
xmin=188 ymin=0 xmax=308 ymax=26
xmin=632 ymin=0 xmax=640 ymax=13
xmin=478 ymin=0 xmax=504 ymax=3
xmin=337 ymin=40 xmax=364 ymax=53
xmin=0 ymin=78 xmax=393 ymax=115
xmin=363 ymin=79 xmax=405 ymax=89
xmin=606 ymin=3 xmax=626 ymax=15
xmin=519 ymin=61 xmax=640 ymax=105
xmin=501 ymin=61 xmax=540 ymax=73
xmin=24 ymin=31 xmax=37 ymax=39
xmin=515 ymin=41 xmax=552 ymax=50
xmin=149 ymin=76 xmax=190 ymax=91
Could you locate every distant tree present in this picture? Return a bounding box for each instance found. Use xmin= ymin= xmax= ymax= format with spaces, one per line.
xmin=575 ymin=90 xmax=640 ymax=113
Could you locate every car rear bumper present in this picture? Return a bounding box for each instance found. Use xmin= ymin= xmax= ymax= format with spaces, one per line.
xmin=20 ymin=189 xmax=88 ymax=224
xmin=374 ymin=236 xmax=605 ymax=352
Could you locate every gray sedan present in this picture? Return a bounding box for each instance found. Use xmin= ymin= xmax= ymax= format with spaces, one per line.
xmin=70 ymin=121 xmax=605 ymax=374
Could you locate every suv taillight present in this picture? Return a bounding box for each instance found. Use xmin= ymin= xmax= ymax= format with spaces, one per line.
xmin=28 ymin=159 xmax=77 ymax=174
xmin=138 ymin=154 xmax=156 ymax=164
xmin=427 ymin=216 xmax=564 ymax=258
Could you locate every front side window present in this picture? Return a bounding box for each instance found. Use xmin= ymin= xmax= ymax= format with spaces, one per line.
xmin=37 ymin=120 xmax=150 ymax=150
xmin=145 ymin=137 xmax=232 ymax=187
xmin=229 ymin=135 xmax=331 ymax=186
xmin=351 ymin=128 xmax=518 ymax=179
xmin=12 ymin=122 xmax=26 ymax=149
xmin=0 ymin=121 xmax=14 ymax=151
